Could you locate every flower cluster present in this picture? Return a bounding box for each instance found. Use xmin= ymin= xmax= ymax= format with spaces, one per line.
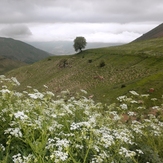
xmin=0 ymin=76 xmax=163 ymax=163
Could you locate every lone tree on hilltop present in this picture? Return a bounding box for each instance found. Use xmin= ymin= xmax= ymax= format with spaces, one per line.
xmin=73 ymin=36 xmax=87 ymax=52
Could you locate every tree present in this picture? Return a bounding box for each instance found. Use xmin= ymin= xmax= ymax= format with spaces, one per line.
xmin=73 ymin=36 xmax=87 ymax=52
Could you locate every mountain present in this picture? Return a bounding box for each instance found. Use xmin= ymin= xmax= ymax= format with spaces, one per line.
xmin=6 ymin=37 xmax=163 ymax=104
xmin=134 ymin=23 xmax=163 ymax=41
xmin=28 ymin=41 xmax=121 ymax=55
xmin=0 ymin=37 xmax=51 ymax=63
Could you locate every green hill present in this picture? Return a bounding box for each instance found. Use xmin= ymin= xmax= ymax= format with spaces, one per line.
xmin=0 ymin=56 xmax=26 ymax=74
xmin=5 ymin=37 xmax=163 ymax=104
xmin=0 ymin=37 xmax=51 ymax=64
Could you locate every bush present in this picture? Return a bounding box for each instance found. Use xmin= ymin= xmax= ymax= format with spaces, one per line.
xmin=99 ymin=60 xmax=105 ymax=68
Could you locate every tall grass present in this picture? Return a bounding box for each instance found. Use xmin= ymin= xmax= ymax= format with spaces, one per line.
xmin=0 ymin=76 xmax=163 ymax=163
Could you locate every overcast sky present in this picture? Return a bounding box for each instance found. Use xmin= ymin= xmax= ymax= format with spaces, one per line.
xmin=0 ymin=0 xmax=162 ymax=43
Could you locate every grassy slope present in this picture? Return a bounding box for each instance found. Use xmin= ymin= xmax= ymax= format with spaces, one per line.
xmin=6 ymin=37 xmax=163 ymax=104
xmin=0 ymin=56 xmax=27 ymax=75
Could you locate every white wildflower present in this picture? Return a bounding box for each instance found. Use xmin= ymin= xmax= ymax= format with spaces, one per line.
xmin=117 ymin=95 xmax=127 ymax=102
xmin=75 ymin=144 xmax=84 ymax=149
xmin=46 ymin=91 xmax=54 ymax=96
xmin=54 ymin=151 xmax=68 ymax=162
xmin=80 ymin=89 xmax=87 ymax=94
xmin=0 ymin=75 xmax=5 ymax=79
xmin=43 ymin=85 xmax=48 ymax=88
xmin=151 ymin=98 xmax=157 ymax=101
xmin=14 ymin=92 xmax=23 ymax=97
xmin=110 ymin=111 xmax=118 ymax=116
xmin=119 ymin=147 xmax=136 ymax=157
xmin=12 ymin=153 xmax=23 ymax=163
xmin=120 ymin=103 xmax=128 ymax=110
xmin=110 ymin=111 xmax=121 ymax=120
xmin=2 ymin=85 xmax=7 ymax=89
xmin=93 ymin=145 xmax=100 ymax=152
xmin=11 ymin=77 xmax=20 ymax=86
xmin=5 ymin=128 xmax=22 ymax=138
xmin=158 ymin=121 xmax=163 ymax=127
xmin=55 ymin=138 xmax=70 ymax=148
xmin=61 ymin=90 xmax=70 ymax=95
xmin=141 ymin=94 xmax=149 ymax=97
xmin=101 ymin=134 xmax=114 ymax=148
xmin=51 ymin=114 xmax=57 ymax=118
xmin=23 ymin=154 xmax=35 ymax=162
xmin=128 ymin=111 xmax=136 ymax=116
xmin=113 ymin=115 xmax=121 ymax=121
xmin=0 ymin=144 xmax=5 ymax=151
xmin=130 ymin=100 xmax=138 ymax=103
xmin=137 ymin=106 xmax=145 ymax=110
xmin=23 ymin=91 xmax=28 ymax=94
xmin=33 ymin=89 xmax=39 ymax=92
xmin=14 ymin=111 xmax=28 ymax=120
xmin=152 ymin=106 xmax=159 ymax=109
xmin=129 ymin=91 xmax=139 ymax=96
xmin=0 ymin=89 xmax=10 ymax=94
xmin=28 ymin=93 xmax=37 ymax=99
xmin=136 ymin=149 xmax=144 ymax=155
xmin=70 ymin=122 xmax=80 ymax=130
xmin=28 ymin=92 xmax=44 ymax=99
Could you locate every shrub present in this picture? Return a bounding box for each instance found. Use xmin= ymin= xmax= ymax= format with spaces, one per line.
xmin=99 ymin=60 xmax=105 ymax=68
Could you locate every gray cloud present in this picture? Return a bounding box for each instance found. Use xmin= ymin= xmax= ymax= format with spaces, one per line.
xmin=0 ymin=0 xmax=163 ymax=24
xmin=0 ymin=0 xmax=162 ymax=42
xmin=0 ymin=24 xmax=32 ymax=37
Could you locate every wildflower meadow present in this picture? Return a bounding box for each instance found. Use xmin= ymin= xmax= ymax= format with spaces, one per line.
xmin=0 ymin=75 xmax=163 ymax=163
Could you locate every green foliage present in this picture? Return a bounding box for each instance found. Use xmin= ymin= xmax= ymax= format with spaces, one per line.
xmin=73 ymin=37 xmax=87 ymax=52
xmin=98 ymin=60 xmax=105 ymax=68
xmin=0 ymin=76 xmax=163 ymax=163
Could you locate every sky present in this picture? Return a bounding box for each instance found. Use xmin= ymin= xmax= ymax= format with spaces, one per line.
xmin=0 ymin=0 xmax=163 ymax=43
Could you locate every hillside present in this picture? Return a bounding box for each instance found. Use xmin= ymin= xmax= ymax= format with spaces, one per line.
xmin=6 ymin=37 xmax=163 ymax=104
xmin=0 ymin=37 xmax=51 ymax=63
xmin=134 ymin=23 xmax=163 ymax=41
xmin=0 ymin=56 xmax=26 ymax=74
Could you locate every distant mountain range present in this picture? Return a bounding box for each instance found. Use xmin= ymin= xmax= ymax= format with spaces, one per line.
xmin=0 ymin=37 xmax=51 ymax=64
xmin=134 ymin=23 xmax=163 ymax=41
xmin=27 ymin=41 xmax=122 ymax=55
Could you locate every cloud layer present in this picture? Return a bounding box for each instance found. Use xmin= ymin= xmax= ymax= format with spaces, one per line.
xmin=0 ymin=0 xmax=162 ymax=42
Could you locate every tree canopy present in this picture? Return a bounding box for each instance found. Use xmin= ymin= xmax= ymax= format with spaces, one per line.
xmin=73 ymin=37 xmax=87 ymax=52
